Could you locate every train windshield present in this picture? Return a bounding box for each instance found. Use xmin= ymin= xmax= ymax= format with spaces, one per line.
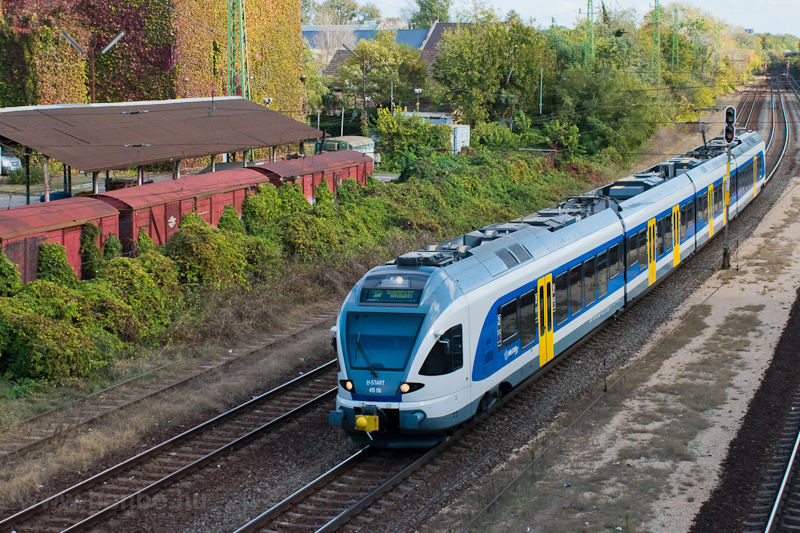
xmin=345 ymin=313 xmax=424 ymax=373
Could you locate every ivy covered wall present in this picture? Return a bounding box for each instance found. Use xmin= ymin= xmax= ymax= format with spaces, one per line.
xmin=1 ymin=0 xmax=304 ymax=115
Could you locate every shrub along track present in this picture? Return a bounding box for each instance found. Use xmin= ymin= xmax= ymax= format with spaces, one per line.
xmin=689 ymin=74 xmax=800 ymax=533
xmin=212 ymin=82 xmax=794 ymax=533
xmin=0 ymin=308 xmax=338 ymax=463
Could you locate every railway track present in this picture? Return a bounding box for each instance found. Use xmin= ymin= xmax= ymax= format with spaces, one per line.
xmin=738 ymin=73 xmax=800 ymax=533
xmin=226 ymin=78 xmax=799 ymax=533
xmin=0 ymin=361 xmax=338 ymax=532
xmin=0 ymin=308 xmax=338 ymax=463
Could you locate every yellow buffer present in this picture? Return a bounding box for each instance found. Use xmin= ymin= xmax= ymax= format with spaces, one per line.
xmin=355 ymin=415 xmax=379 ymax=432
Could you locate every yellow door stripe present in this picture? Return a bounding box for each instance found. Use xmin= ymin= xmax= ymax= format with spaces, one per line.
xmin=708 ymin=184 xmax=714 ymax=238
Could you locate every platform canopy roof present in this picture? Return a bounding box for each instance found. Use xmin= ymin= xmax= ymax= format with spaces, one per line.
xmin=0 ymin=97 xmax=323 ymax=173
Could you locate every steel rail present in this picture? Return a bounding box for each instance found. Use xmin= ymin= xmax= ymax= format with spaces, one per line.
xmin=0 ymin=360 xmax=337 ymax=532
xmin=762 ymin=75 xmax=800 ymax=532
xmin=767 ymin=79 xmax=789 ymax=183
xmin=764 ymin=427 xmax=800 ymax=532
xmin=743 ymin=85 xmax=760 ymax=128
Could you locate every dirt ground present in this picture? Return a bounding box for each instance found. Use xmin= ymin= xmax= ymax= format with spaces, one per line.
xmin=422 ymin=87 xmax=800 ymax=533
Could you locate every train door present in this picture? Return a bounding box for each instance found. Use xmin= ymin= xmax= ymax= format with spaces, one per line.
xmin=537 ymin=274 xmax=554 ymax=366
xmin=672 ymin=205 xmax=680 ymax=267
xmin=647 ymin=219 xmax=656 ymax=286
xmin=707 ymin=185 xmax=714 ymax=238
xmin=753 ymin=156 xmax=759 ymax=198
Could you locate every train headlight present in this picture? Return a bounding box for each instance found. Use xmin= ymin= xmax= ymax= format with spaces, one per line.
xmin=340 ymin=379 xmax=355 ymax=392
xmin=397 ymin=382 xmax=424 ymax=394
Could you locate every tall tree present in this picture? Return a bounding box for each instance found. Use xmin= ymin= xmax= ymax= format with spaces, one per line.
xmin=315 ymin=0 xmax=359 ymax=23
xmin=409 ymin=0 xmax=450 ymax=29
xmin=433 ymin=12 xmax=554 ymax=124
xmin=358 ymin=2 xmax=381 ymax=22
xmin=301 ymin=0 xmax=316 ymax=24
xmin=334 ymin=30 xmax=427 ymax=107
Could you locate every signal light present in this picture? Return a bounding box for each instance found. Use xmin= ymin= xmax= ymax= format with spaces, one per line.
xmin=724 ymin=124 xmax=735 ymax=143
xmin=724 ymin=106 xmax=736 ymax=126
xmin=724 ymin=106 xmax=736 ymax=144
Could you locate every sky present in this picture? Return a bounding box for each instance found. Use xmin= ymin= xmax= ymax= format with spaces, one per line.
xmin=370 ymin=0 xmax=800 ymax=39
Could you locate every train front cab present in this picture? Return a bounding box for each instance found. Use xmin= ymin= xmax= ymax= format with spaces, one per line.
xmin=329 ymin=266 xmax=472 ymax=448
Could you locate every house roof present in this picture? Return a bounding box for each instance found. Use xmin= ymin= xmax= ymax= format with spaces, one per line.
xmin=0 ymin=97 xmax=322 ymax=173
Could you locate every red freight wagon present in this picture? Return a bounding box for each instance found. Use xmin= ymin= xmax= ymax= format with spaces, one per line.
xmin=92 ymin=168 xmax=274 ymax=253
xmin=0 ymin=198 xmax=119 ymax=282
xmin=260 ymin=151 xmax=373 ymax=203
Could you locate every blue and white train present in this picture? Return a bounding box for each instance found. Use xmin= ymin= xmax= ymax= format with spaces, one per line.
xmin=328 ymin=131 xmax=766 ymax=448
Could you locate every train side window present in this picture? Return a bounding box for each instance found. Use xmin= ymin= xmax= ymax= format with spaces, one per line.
xmin=569 ymin=265 xmax=582 ymax=316
xmin=638 ymin=230 xmax=647 ymax=269
xmin=420 ymin=324 xmax=463 ymax=376
xmin=665 ymin=215 xmax=673 ymax=252
xmin=687 ymin=201 xmax=695 ymax=232
xmin=584 ymin=256 xmax=596 ymax=306
xmin=714 ymin=184 xmax=722 ymax=216
xmin=680 ymin=204 xmax=688 ymax=240
xmin=555 ymin=272 xmax=569 ymax=325
xmin=703 ymin=192 xmax=709 ymax=222
xmin=696 ymin=195 xmax=703 ymax=225
xmin=657 ymin=217 xmax=665 ymax=257
xmin=597 ymin=250 xmax=608 ymax=297
xmin=497 ymin=299 xmax=519 ymax=348
xmin=627 ymin=234 xmax=638 ymax=270
xmin=520 ymin=289 xmax=537 ymax=347
xmin=609 ymin=244 xmax=620 ymax=279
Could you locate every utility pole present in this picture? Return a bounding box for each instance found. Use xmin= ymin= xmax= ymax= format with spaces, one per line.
xmin=672 ymin=8 xmax=678 ymax=70
xmin=651 ymin=0 xmax=660 ymax=83
xmin=227 ymin=0 xmax=251 ymax=100
xmin=539 ymin=69 xmax=543 ymax=115
xmin=584 ymin=0 xmax=594 ymax=66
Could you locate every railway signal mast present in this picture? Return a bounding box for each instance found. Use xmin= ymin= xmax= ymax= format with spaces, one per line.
xmin=722 ymin=105 xmax=736 ymax=269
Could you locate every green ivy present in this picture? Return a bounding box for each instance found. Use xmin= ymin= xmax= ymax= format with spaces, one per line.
xmin=217 ymin=205 xmax=246 ymax=233
xmin=80 ymin=222 xmax=102 ymax=280
xmin=241 ymin=184 xmax=281 ymax=232
xmin=37 ymin=243 xmax=78 ymax=287
xmin=314 ymin=179 xmax=335 ymax=206
xmin=137 ymin=228 xmax=156 ymax=254
xmin=0 ymin=246 xmax=22 ymax=297
xmin=165 ymin=213 xmax=248 ymax=289
xmin=103 ymin=233 xmax=123 ymax=259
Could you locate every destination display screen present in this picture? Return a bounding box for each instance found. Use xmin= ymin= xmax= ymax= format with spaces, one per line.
xmin=361 ymin=289 xmax=422 ymax=304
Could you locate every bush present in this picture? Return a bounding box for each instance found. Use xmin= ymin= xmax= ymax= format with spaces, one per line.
xmin=7 ymin=166 xmax=44 ymax=185
xmin=37 ymin=243 xmax=78 ymax=287
xmin=165 ymin=214 xmax=248 ymax=289
xmin=314 ymin=179 xmax=335 ymax=206
xmin=217 ymin=205 xmax=246 ymax=233
xmin=98 ymin=256 xmax=177 ymax=340
xmin=80 ymin=222 xmax=102 ymax=280
xmin=278 ymin=182 xmax=310 ymax=215
xmin=0 ymin=309 xmax=103 ymax=381
xmin=137 ymin=228 xmax=156 ymax=254
xmin=103 ymin=233 xmax=122 ymax=259
xmin=241 ymin=184 xmax=280 ymax=231
xmin=0 ymin=246 xmax=21 ymax=297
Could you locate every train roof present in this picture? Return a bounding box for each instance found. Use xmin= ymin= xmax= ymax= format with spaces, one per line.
xmin=0 ymin=197 xmax=119 ymax=240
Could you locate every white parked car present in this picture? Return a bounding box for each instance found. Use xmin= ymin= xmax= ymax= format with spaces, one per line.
xmin=1 ymin=146 xmax=22 ymax=176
